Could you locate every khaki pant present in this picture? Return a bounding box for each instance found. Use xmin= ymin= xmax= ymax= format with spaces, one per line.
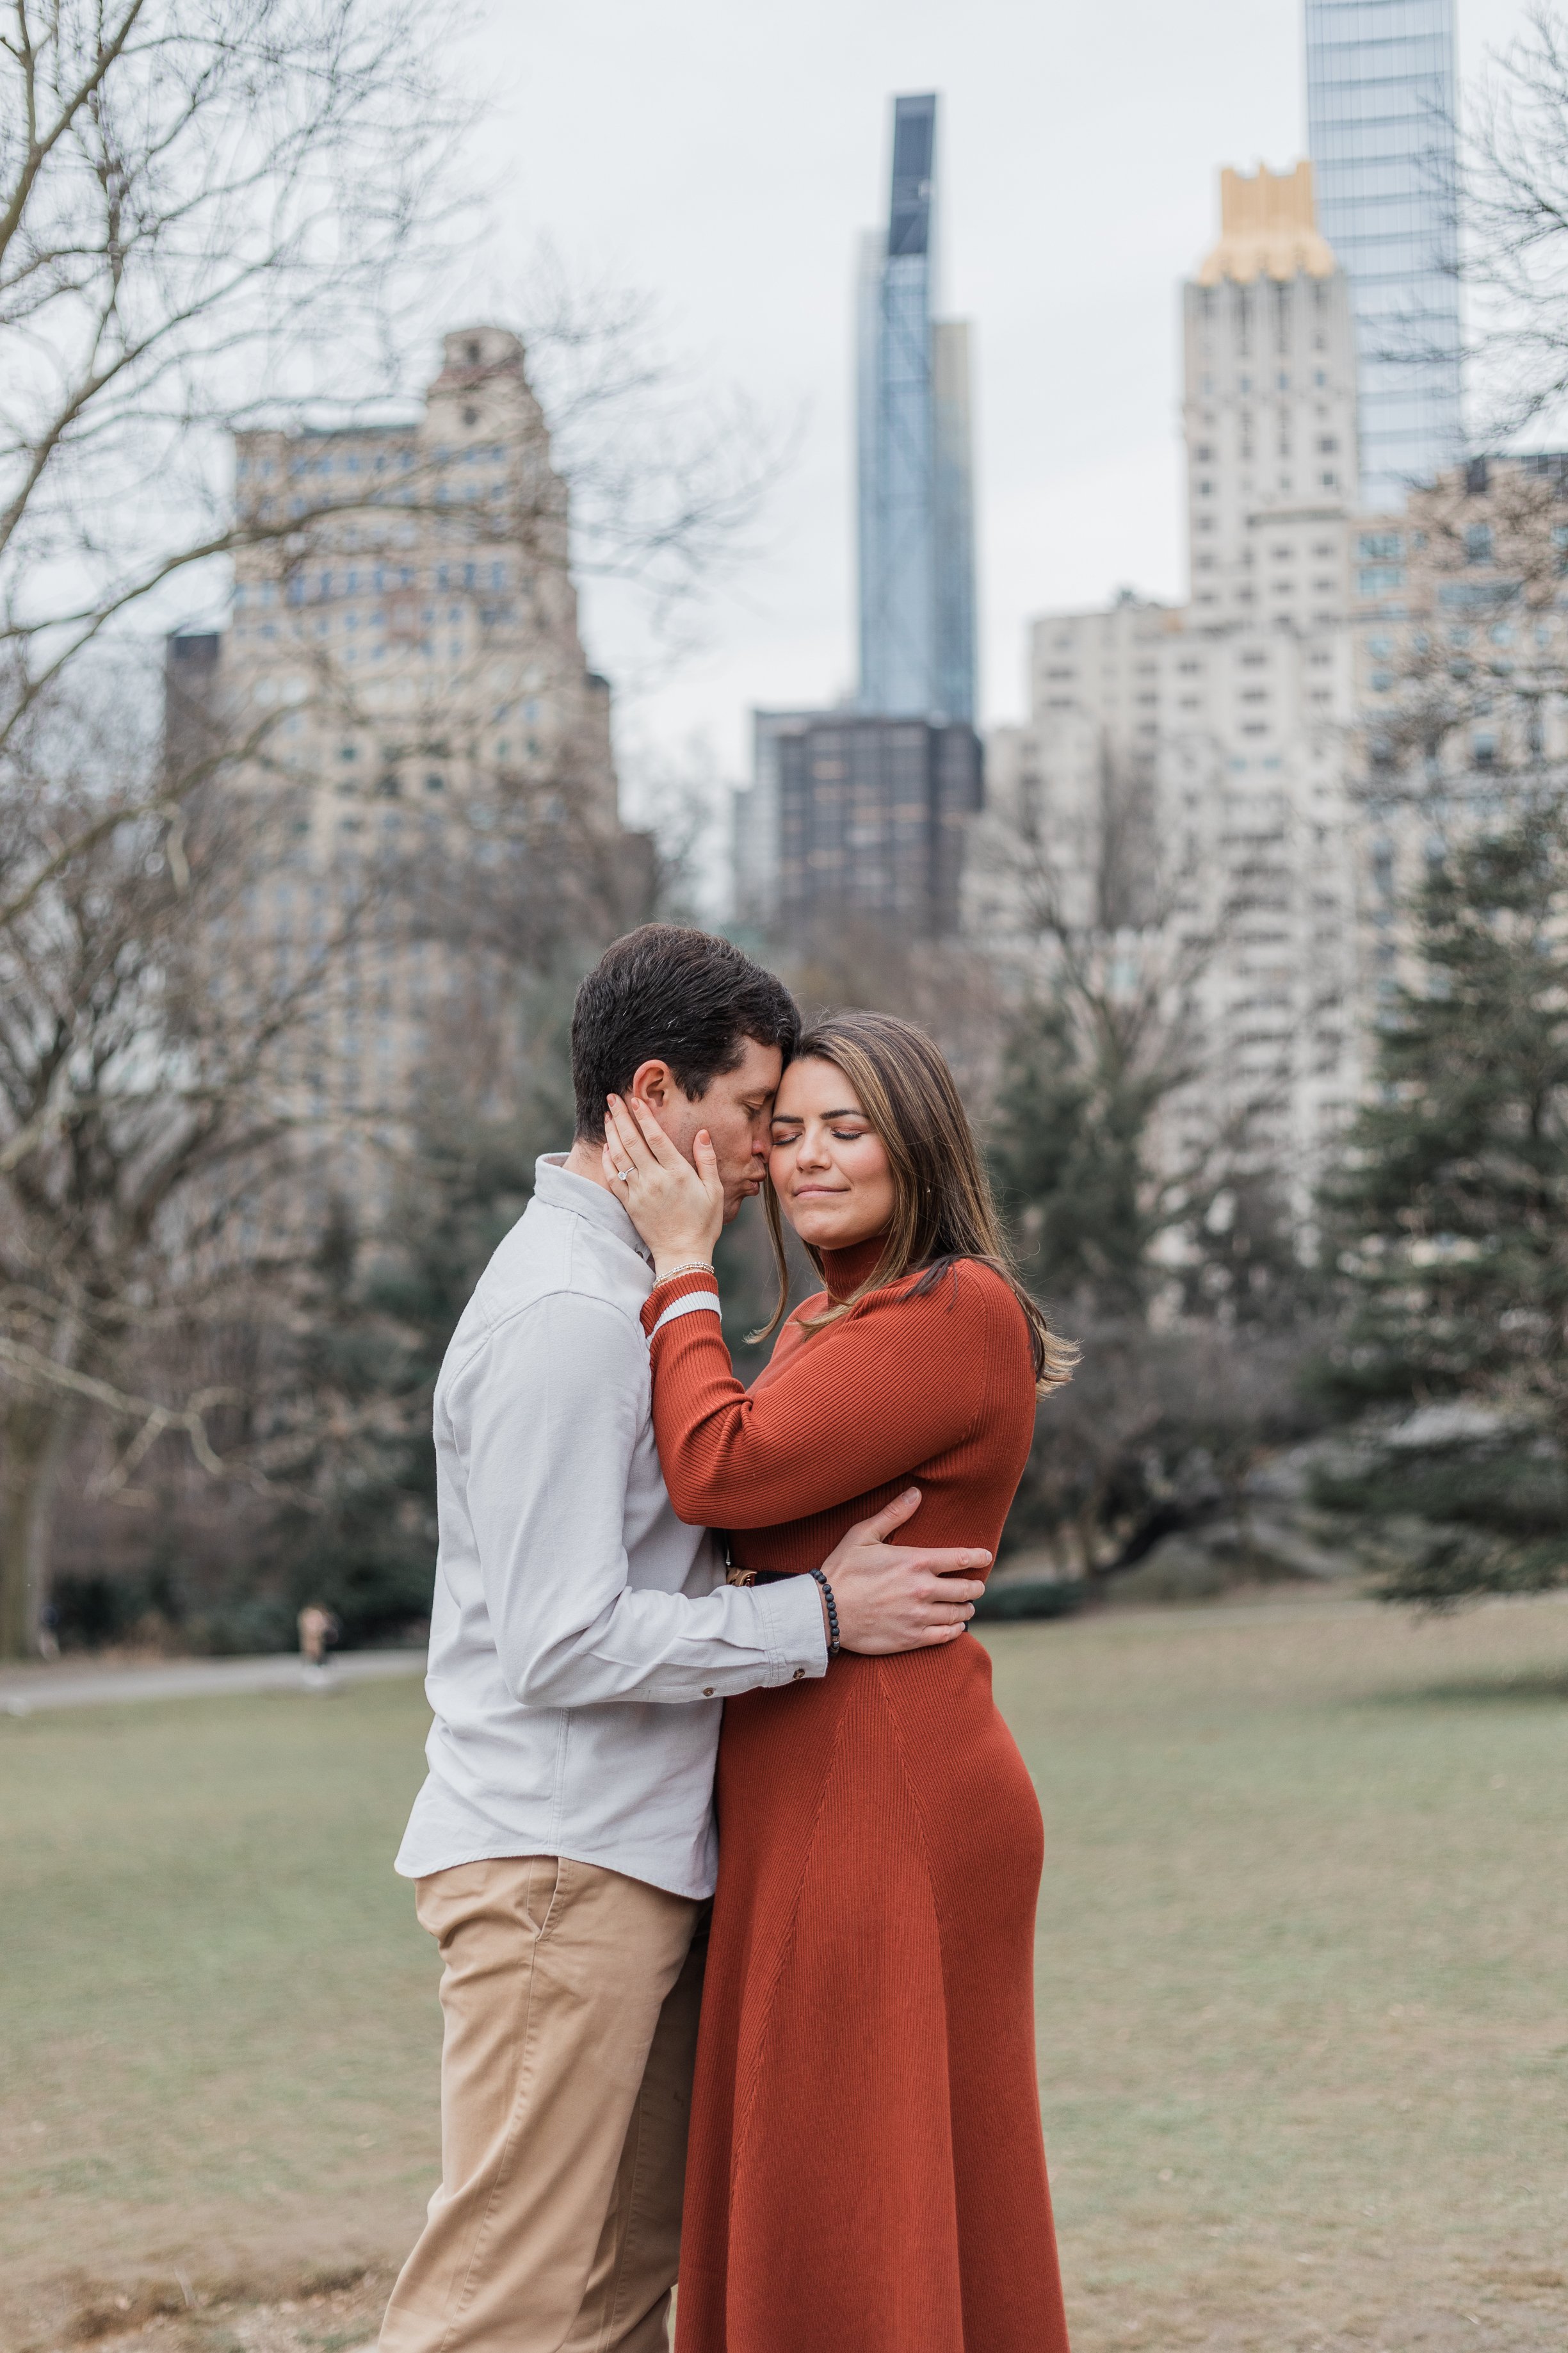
xmin=380 ymin=1855 xmax=705 ymax=2353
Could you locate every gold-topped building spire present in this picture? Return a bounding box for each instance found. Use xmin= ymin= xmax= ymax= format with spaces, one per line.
xmin=1196 ymin=159 xmax=1336 ymax=287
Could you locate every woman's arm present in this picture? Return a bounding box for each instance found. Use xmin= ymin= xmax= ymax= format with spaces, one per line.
xmin=640 ymin=1263 xmax=1018 ymax=1526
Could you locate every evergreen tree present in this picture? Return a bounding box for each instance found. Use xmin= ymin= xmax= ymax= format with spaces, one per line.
xmin=988 ymin=993 xmax=1170 ymax=1318
xmin=1322 ymin=801 xmax=1568 ymax=1602
xmin=1328 ymin=802 xmax=1568 ymax=1410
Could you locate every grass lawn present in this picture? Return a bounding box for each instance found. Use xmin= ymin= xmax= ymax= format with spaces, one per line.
xmin=1 ymin=1594 xmax=1565 ymax=2352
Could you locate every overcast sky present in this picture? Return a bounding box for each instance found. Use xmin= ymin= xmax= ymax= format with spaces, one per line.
xmin=456 ymin=0 xmax=1532 ymax=806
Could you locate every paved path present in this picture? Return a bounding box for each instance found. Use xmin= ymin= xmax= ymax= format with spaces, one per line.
xmin=0 ymin=1649 xmax=427 ymax=1715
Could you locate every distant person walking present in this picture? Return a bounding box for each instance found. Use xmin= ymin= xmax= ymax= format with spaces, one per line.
xmin=377 ymin=929 xmax=989 ymax=2353
xmin=603 ymin=1008 xmax=1076 ymax=2352
xmin=297 ymin=1603 xmax=338 ymax=1687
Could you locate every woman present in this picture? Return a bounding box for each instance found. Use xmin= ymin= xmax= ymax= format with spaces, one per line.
xmin=601 ymin=1010 xmax=1075 ymax=2353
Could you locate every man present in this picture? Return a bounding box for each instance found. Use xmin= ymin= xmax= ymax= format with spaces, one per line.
xmin=380 ymin=927 xmax=990 ymax=2353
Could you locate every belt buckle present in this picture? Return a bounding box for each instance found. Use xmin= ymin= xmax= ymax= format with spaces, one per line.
xmin=726 ymin=1567 xmax=757 ymax=1588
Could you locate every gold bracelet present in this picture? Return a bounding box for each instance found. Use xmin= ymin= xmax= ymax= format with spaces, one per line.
xmin=651 ymin=1260 xmax=716 ymax=1287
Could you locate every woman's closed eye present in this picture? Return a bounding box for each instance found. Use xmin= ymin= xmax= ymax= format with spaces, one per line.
xmin=772 ymin=1123 xmax=869 ymax=1144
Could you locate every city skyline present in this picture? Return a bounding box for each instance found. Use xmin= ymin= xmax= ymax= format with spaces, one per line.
xmin=466 ymin=0 xmax=1530 ymax=792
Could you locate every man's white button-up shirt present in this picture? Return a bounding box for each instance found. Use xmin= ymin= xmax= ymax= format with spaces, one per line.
xmin=396 ymin=1156 xmax=828 ymax=1899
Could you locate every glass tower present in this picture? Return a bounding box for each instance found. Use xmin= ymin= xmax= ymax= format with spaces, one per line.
xmin=857 ymin=94 xmax=976 ymax=721
xmin=1305 ymin=0 xmax=1463 ymax=510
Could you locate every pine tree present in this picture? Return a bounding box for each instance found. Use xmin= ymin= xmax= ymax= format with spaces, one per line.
xmin=988 ymin=993 xmax=1170 ymax=1319
xmin=1322 ymin=801 xmax=1568 ymax=1601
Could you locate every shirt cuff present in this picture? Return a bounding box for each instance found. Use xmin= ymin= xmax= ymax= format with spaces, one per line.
xmin=751 ymin=1570 xmax=830 ymax=1682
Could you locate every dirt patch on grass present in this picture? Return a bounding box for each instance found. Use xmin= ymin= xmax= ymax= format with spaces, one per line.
xmin=15 ymin=2269 xmax=392 ymax=2353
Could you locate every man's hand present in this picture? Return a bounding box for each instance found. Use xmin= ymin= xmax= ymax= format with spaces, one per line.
xmin=819 ymin=1488 xmax=990 ymax=1655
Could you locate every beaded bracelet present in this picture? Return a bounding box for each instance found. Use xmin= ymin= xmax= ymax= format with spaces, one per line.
xmin=808 ymin=1566 xmax=841 ymax=1658
xmin=650 ymin=1260 xmax=715 ymax=1287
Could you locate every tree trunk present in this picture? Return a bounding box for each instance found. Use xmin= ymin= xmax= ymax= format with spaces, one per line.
xmin=0 ymin=1392 xmax=75 ymax=1659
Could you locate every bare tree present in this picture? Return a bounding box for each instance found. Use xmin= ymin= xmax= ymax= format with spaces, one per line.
xmin=971 ymin=735 xmax=1272 ymax=1298
xmin=0 ymin=1 xmax=490 ymax=1655
xmin=1351 ymin=453 xmax=1568 ymax=824
xmin=1462 ymin=4 xmax=1568 ymax=441
xmin=0 ymin=678 xmax=369 ymax=1652
xmin=1 ymin=0 xmax=477 ymax=772
xmin=0 ymin=10 xmax=803 ymax=1658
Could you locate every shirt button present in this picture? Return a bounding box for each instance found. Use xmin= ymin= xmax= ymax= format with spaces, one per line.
xmin=792 ymin=1668 xmax=805 ymax=1681
xmin=702 ymin=1687 xmax=715 ymax=1698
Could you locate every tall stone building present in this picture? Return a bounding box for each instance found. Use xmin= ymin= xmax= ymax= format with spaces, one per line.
xmin=1184 ymin=161 xmax=1357 ymax=630
xmin=171 ymin=327 xmax=635 ymax=1215
xmin=973 ymin=164 xmax=1364 ymax=1196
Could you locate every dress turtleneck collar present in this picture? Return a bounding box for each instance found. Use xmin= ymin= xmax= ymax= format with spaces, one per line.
xmin=820 ymin=1233 xmax=894 ymax=1303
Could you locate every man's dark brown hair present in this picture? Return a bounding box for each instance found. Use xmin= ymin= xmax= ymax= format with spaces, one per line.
xmin=570 ymin=925 xmax=800 ymax=1142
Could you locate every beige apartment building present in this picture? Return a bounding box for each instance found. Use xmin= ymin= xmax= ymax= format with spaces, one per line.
xmin=1349 ymin=450 xmax=1568 ymax=1009
xmin=973 ymin=163 xmax=1364 ymax=1200
xmin=170 ymin=327 xmax=633 ymax=1221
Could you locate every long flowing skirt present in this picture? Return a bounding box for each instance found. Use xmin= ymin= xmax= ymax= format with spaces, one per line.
xmin=675 ymin=1636 xmax=1072 ymax=2353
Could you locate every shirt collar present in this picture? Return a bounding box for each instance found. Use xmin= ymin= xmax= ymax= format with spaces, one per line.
xmin=534 ymin=1153 xmax=654 ymax=1266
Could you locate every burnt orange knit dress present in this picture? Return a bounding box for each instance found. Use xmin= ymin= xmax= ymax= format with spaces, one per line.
xmin=640 ymin=1239 xmax=1072 ymax=2353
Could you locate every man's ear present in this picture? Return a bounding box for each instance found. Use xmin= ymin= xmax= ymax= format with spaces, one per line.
xmin=627 ymin=1059 xmax=674 ymax=1113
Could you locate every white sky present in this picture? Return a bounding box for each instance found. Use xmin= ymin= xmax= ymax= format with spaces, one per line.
xmin=457 ymin=0 xmax=1533 ymax=803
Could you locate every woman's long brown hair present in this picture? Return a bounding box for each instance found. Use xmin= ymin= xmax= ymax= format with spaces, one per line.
xmin=752 ymin=1009 xmax=1078 ymax=1397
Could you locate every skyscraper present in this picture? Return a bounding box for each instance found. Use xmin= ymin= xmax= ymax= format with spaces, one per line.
xmin=1184 ymin=161 xmax=1359 ymax=624
xmin=731 ymin=93 xmax=984 ymax=936
xmin=856 ymin=93 xmax=977 ymax=721
xmin=1305 ymin=0 xmax=1463 ymax=509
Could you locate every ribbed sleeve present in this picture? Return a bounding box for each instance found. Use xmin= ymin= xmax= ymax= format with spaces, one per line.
xmin=639 ymin=1269 xmax=722 ymax=1338
xmin=643 ymin=1262 xmax=1030 ymax=1530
